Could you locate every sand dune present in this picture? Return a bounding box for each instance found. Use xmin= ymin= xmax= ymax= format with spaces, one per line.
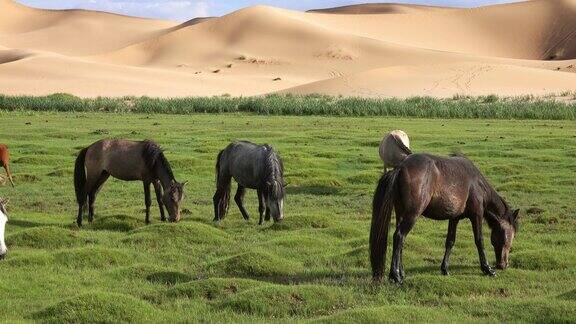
xmin=0 ymin=0 xmax=175 ymax=55
xmin=282 ymin=63 xmax=576 ymax=98
xmin=0 ymin=0 xmax=575 ymax=98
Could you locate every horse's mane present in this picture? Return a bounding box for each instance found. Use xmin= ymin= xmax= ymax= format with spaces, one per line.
xmin=391 ymin=134 xmax=412 ymax=155
xmin=262 ymin=145 xmax=285 ymax=200
xmin=142 ymin=140 xmax=174 ymax=179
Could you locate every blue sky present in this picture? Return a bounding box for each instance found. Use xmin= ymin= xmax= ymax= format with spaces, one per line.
xmin=17 ymin=0 xmax=523 ymax=21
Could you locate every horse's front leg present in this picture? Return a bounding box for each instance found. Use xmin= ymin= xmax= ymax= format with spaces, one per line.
xmin=441 ymin=218 xmax=459 ymax=275
xmin=153 ymin=181 xmax=165 ymax=221
xmin=143 ymin=181 xmax=152 ymax=224
xmin=257 ymin=189 xmax=265 ymax=225
xmin=471 ymin=214 xmax=496 ymax=276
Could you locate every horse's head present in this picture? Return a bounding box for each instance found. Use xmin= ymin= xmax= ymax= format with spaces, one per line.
xmin=490 ymin=208 xmax=519 ymax=269
xmin=265 ymin=180 xmax=285 ymax=223
xmin=162 ymin=181 xmax=186 ymax=222
xmin=0 ymin=198 xmax=8 ymax=260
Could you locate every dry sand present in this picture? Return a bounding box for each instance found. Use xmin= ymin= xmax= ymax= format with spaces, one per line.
xmin=1 ymin=0 xmax=575 ymax=98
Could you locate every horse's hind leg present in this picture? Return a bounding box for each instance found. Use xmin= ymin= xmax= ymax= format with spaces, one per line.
xmin=153 ymin=181 xmax=165 ymax=221
xmin=87 ymin=171 xmax=109 ymax=223
xmin=76 ymin=199 xmax=86 ymax=227
xmin=234 ymin=185 xmax=250 ymax=221
xmin=144 ymin=181 xmax=152 ymax=224
xmin=390 ymin=211 xmax=419 ymax=284
xmin=441 ymin=219 xmax=459 ymax=275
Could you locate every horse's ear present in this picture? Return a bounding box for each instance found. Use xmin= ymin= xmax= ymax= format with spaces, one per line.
xmin=181 ymin=181 xmax=188 ymax=187
xmin=513 ymin=209 xmax=520 ymax=220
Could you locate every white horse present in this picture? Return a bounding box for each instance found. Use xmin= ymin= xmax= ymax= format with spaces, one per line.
xmin=379 ymin=130 xmax=412 ymax=171
xmin=0 ymin=198 xmax=8 ymax=260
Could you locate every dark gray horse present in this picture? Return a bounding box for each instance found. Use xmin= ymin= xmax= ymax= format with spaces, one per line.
xmin=370 ymin=153 xmax=519 ymax=284
xmin=213 ymin=141 xmax=285 ymax=225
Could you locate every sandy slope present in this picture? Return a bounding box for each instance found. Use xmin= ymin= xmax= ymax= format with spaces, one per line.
xmin=0 ymin=0 xmax=575 ymax=98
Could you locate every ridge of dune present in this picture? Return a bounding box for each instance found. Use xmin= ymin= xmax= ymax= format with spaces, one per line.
xmin=308 ymin=3 xmax=452 ymax=14
xmin=307 ymin=0 xmax=576 ymax=60
xmin=0 ymin=0 xmax=177 ymax=55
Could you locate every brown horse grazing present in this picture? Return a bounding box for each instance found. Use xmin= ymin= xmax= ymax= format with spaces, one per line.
xmin=370 ymin=153 xmax=519 ymax=284
xmin=0 ymin=144 xmax=14 ymax=187
xmin=74 ymin=139 xmax=186 ymax=227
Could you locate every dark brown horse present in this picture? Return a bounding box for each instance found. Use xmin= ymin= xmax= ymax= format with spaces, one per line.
xmin=0 ymin=144 xmax=14 ymax=187
xmin=74 ymin=139 xmax=186 ymax=227
xmin=370 ymin=153 xmax=519 ymax=284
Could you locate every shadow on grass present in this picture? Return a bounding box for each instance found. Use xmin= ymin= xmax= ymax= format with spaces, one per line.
xmin=408 ymin=264 xmax=480 ymax=275
xmin=146 ymin=271 xmax=195 ymax=286
xmin=9 ymin=219 xmax=62 ymax=229
xmin=286 ymin=185 xmax=341 ymax=196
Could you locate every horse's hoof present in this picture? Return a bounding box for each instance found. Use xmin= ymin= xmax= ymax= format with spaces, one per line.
xmin=388 ymin=273 xmax=403 ymax=284
xmin=441 ymin=266 xmax=449 ymax=276
xmin=482 ymin=266 xmax=497 ymax=276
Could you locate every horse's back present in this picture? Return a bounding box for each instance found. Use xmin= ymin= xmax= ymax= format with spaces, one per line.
xmin=85 ymin=139 xmax=148 ymax=181
xmin=221 ymin=141 xmax=270 ymax=189
xmin=399 ymin=153 xmax=480 ymax=219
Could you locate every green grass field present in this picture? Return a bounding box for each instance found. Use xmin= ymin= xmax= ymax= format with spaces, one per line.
xmin=0 ymin=110 xmax=575 ymax=322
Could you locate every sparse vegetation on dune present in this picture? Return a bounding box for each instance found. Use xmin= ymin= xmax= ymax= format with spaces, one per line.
xmin=0 ymin=112 xmax=575 ymax=322
xmin=0 ymin=93 xmax=575 ymax=119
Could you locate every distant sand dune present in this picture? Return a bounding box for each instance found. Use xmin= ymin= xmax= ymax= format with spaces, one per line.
xmin=0 ymin=0 xmax=575 ymax=98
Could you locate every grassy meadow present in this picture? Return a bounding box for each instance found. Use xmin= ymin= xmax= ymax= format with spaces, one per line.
xmin=0 ymin=109 xmax=575 ymax=322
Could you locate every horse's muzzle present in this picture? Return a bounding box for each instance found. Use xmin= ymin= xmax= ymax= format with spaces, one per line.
xmin=0 ymin=253 xmax=6 ymax=261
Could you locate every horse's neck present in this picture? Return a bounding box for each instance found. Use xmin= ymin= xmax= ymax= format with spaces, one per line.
xmin=154 ymin=163 xmax=174 ymax=189
xmin=486 ymin=191 xmax=506 ymax=215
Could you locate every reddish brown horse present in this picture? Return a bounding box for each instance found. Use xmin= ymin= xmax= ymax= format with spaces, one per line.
xmin=0 ymin=144 xmax=14 ymax=187
xmin=370 ymin=153 xmax=519 ymax=284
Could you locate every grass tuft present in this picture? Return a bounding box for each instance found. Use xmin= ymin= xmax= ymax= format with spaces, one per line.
xmin=6 ymin=226 xmax=88 ymax=249
xmin=208 ymin=250 xmax=304 ymax=277
xmin=219 ymin=284 xmax=354 ymax=317
xmin=32 ymin=292 xmax=158 ymax=323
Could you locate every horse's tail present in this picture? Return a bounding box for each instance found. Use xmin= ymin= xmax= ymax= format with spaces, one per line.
xmin=213 ymin=149 xmax=231 ymax=220
xmin=74 ymin=147 xmax=89 ymax=207
xmin=369 ymin=168 xmax=400 ymax=281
